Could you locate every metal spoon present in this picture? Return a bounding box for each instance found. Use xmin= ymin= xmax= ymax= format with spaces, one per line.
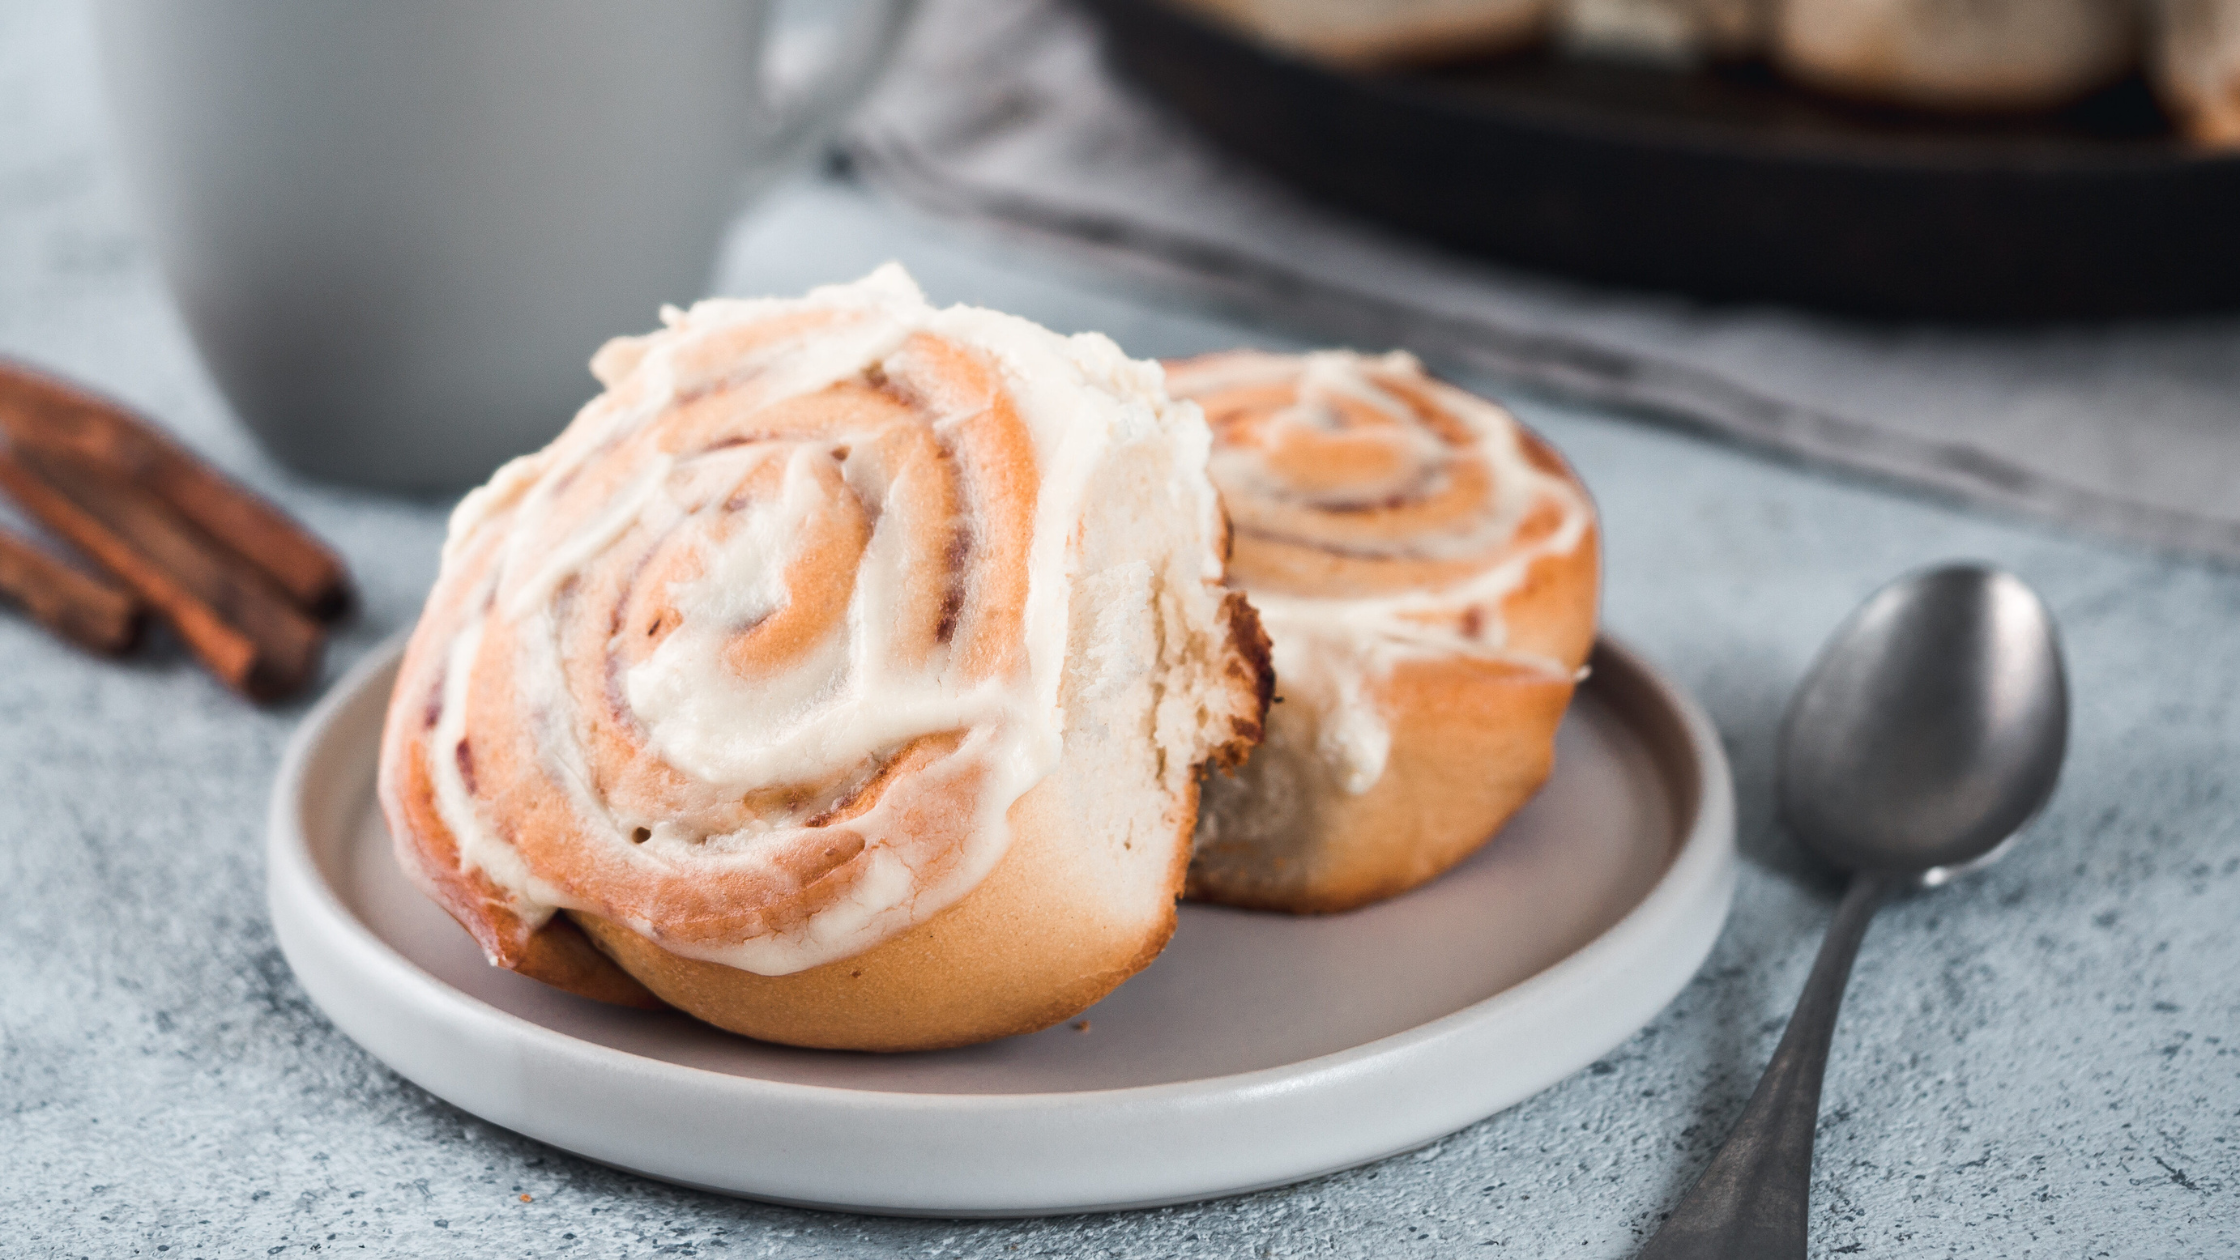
xmin=1637 ymin=564 xmax=2069 ymax=1260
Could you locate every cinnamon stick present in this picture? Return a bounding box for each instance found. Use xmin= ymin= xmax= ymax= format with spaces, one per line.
xmin=0 ymin=525 xmax=146 ymax=655
xmin=0 ymin=361 xmax=353 ymax=620
xmin=0 ymin=447 xmax=323 ymax=700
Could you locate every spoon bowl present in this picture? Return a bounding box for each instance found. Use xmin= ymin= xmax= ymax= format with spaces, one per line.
xmin=1779 ymin=565 xmax=2069 ymax=878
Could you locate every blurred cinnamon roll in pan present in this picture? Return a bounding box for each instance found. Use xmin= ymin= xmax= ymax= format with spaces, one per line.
xmin=1555 ymin=0 xmax=1771 ymax=67
xmin=2150 ymin=0 xmax=2240 ymax=147
xmin=1167 ymin=350 xmax=1598 ymax=915
xmin=1771 ymin=0 xmax=2137 ymax=113
xmin=1169 ymin=0 xmax=1553 ymax=65
xmin=379 ymin=266 xmax=1270 ymax=1051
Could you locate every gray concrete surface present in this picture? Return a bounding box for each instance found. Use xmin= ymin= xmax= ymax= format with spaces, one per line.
xmin=2 ymin=1 xmax=2234 ymax=1256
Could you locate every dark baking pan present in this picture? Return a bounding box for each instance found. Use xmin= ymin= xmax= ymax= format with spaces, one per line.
xmin=1081 ymin=0 xmax=2240 ymax=320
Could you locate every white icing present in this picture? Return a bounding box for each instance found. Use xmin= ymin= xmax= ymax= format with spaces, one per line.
xmin=426 ymin=613 xmax=566 ymax=940
xmin=1173 ymin=349 xmax=1593 ymax=795
xmin=502 ymin=454 xmax=675 ymax=622
xmin=420 ymin=264 xmax=1222 ymax=975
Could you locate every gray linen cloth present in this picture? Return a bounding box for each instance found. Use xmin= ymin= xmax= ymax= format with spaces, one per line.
xmin=849 ymin=0 xmax=2240 ymax=561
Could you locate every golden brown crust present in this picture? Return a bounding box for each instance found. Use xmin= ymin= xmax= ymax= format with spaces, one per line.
xmin=379 ymin=617 xmax=1262 ymax=1048
xmin=566 ymin=770 xmax=1203 ymax=1051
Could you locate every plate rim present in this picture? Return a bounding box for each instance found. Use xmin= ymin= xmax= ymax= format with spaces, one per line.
xmin=268 ymin=631 xmax=1737 ymax=1213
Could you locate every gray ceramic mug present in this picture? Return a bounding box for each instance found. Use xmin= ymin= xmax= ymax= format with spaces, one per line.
xmin=94 ymin=0 xmax=915 ymax=491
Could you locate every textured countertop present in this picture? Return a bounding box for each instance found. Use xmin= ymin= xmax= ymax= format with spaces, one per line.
xmin=4 ymin=2 xmax=2235 ymax=1256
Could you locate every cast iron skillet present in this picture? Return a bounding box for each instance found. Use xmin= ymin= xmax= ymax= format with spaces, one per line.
xmin=1081 ymin=0 xmax=2240 ymax=320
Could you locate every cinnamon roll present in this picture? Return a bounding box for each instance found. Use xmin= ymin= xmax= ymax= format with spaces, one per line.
xmin=1167 ymin=350 xmax=1597 ymax=914
xmin=1556 ymin=0 xmax=1770 ymax=67
xmin=2149 ymin=0 xmax=2240 ymax=148
xmin=1771 ymin=0 xmax=2136 ymax=113
xmin=1170 ymin=0 xmax=1554 ymax=66
xmin=379 ymin=266 xmax=1270 ymax=1051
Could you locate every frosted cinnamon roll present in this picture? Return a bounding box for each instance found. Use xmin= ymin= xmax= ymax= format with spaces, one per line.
xmin=2148 ymin=0 xmax=2240 ymax=148
xmin=1166 ymin=350 xmax=1597 ymax=914
xmin=1171 ymin=0 xmax=1554 ymax=66
xmin=379 ymin=266 xmax=1270 ymax=1051
xmin=1771 ymin=0 xmax=2135 ymax=113
xmin=1556 ymin=0 xmax=1770 ymax=67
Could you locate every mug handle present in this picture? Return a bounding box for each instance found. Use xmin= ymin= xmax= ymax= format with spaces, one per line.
xmin=752 ymin=0 xmax=920 ymax=166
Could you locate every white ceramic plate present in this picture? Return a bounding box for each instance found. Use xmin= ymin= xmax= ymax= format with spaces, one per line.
xmin=269 ymin=635 xmax=1735 ymax=1217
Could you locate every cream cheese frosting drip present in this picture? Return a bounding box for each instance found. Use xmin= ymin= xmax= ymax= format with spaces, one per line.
xmin=1167 ymin=349 xmax=1594 ymax=793
xmin=406 ymin=264 xmax=1220 ymax=976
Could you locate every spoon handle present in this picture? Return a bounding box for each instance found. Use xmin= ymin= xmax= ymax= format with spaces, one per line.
xmin=1637 ymin=871 xmax=1900 ymax=1260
